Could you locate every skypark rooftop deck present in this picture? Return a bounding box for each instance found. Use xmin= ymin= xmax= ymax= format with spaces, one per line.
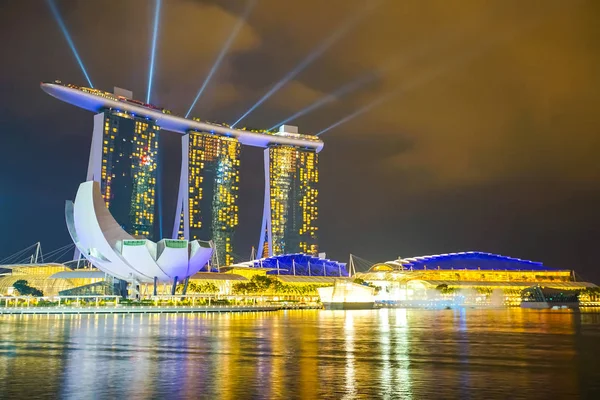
xmin=41 ymin=81 xmax=324 ymax=152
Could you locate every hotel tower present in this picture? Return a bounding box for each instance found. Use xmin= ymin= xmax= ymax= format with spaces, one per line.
xmin=258 ymin=126 xmax=319 ymax=258
xmin=85 ymin=88 xmax=160 ymax=241
xmin=41 ymin=82 xmax=324 ymax=268
xmin=173 ymin=132 xmax=241 ymax=267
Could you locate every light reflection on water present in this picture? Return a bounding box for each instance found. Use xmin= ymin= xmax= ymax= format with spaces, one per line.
xmin=1 ymin=309 xmax=600 ymax=399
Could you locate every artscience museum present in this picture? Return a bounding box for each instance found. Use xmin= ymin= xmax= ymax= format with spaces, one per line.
xmin=66 ymin=181 xmax=214 ymax=295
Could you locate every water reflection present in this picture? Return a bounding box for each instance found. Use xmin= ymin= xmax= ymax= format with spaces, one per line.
xmin=378 ymin=309 xmax=391 ymax=397
xmin=343 ymin=311 xmax=356 ymax=400
xmin=0 ymin=309 xmax=599 ymax=398
xmin=394 ymin=308 xmax=412 ymax=399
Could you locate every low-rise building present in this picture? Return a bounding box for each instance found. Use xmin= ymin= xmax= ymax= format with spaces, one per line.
xmin=355 ymin=252 xmax=596 ymax=305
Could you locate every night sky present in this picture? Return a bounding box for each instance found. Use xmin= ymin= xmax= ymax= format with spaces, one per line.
xmin=1 ymin=0 xmax=599 ymax=280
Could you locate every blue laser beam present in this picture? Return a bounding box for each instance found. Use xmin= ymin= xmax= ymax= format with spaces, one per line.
xmin=185 ymin=0 xmax=256 ymax=118
xmin=269 ymin=72 xmax=377 ymax=131
xmin=147 ymin=0 xmax=161 ymax=104
xmin=230 ymin=4 xmax=375 ymax=128
xmin=46 ymin=0 xmax=93 ymax=88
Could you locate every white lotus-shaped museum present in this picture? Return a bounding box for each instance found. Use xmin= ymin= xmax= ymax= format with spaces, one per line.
xmin=65 ymin=181 xmax=213 ymax=283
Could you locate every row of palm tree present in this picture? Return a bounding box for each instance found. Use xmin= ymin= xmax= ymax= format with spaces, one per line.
xmin=232 ymin=275 xmax=331 ymax=296
xmin=174 ymin=282 xmax=220 ymax=294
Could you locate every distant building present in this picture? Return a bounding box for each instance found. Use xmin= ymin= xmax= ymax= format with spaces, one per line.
xmin=232 ymin=253 xmax=347 ymax=277
xmin=355 ymin=252 xmax=596 ymax=304
xmin=86 ymin=97 xmax=160 ymax=240
xmin=173 ymin=132 xmax=241 ymax=266
xmin=0 ymin=252 xmax=346 ymax=298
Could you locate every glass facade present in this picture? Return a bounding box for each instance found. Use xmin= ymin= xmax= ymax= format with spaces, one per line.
xmin=267 ymin=145 xmax=319 ymax=256
xmin=184 ymin=132 xmax=240 ymax=266
xmin=99 ymin=110 xmax=159 ymax=240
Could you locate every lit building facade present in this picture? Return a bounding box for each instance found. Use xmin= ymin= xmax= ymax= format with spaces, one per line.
xmin=41 ymin=83 xmax=325 ymax=266
xmin=236 ymin=253 xmax=347 ymax=276
xmin=64 ymin=181 xmax=214 ymax=299
xmin=173 ymin=132 xmax=240 ymax=267
xmin=353 ymin=252 xmax=593 ymax=305
xmin=259 ymin=138 xmax=319 ymax=257
xmin=86 ymin=107 xmax=160 ymax=240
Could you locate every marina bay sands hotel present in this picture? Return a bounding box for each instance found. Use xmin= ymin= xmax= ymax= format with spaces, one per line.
xmin=41 ymin=81 xmax=323 ymax=266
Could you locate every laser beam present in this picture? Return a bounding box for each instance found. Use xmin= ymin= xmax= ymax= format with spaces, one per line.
xmin=269 ymin=72 xmax=377 ymax=130
xmin=186 ymin=0 xmax=256 ymax=118
xmin=267 ymin=2 xmax=490 ymax=131
xmin=147 ymin=0 xmax=161 ymax=104
xmin=231 ymin=3 xmax=378 ymax=128
xmin=268 ymin=36 xmax=454 ymax=130
xmin=270 ymin=39 xmax=458 ymax=131
xmin=316 ymin=52 xmax=493 ymax=137
xmin=46 ymin=0 xmax=93 ymax=88
xmin=317 ymin=16 xmax=542 ymax=137
xmin=316 ymin=93 xmax=389 ymax=136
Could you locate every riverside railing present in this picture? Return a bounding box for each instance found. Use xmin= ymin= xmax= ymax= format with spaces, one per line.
xmin=0 ymin=294 xmax=321 ymax=310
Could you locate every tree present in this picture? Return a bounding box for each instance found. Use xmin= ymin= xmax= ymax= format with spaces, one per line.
xmin=176 ymin=282 xmax=220 ymax=294
xmin=435 ymin=284 xmax=456 ymax=295
xmin=12 ymin=280 xmax=43 ymax=296
xmin=231 ymin=275 xmax=331 ymax=296
xmin=475 ymin=287 xmax=492 ymax=295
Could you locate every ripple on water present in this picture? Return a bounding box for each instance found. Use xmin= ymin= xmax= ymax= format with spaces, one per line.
xmin=0 ymin=308 xmax=599 ymax=399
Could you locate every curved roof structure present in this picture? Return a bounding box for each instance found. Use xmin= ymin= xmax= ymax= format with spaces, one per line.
xmin=50 ymin=271 xmax=107 ymax=279
xmin=233 ymin=253 xmax=349 ymax=277
xmin=0 ymin=274 xmax=89 ymax=297
xmin=370 ymin=251 xmax=559 ymax=272
xmin=0 ymin=263 xmax=70 ymax=270
xmin=66 ymin=181 xmax=213 ymax=283
xmin=277 ymin=275 xmax=351 ymax=284
xmin=41 ymin=82 xmax=324 ymax=152
xmin=189 ymin=272 xmax=248 ymax=281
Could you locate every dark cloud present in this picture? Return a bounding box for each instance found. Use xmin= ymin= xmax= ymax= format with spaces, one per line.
xmin=0 ymin=0 xmax=599 ymax=280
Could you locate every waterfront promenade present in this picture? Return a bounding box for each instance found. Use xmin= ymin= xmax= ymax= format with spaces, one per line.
xmin=0 ymin=304 xmax=286 ymax=315
xmin=0 ymin=294 xmax=321 ymax=315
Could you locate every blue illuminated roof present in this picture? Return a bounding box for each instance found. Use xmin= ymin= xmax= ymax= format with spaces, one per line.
xmin=391 ymin=252 xmax=554 ymax=271
xmin=249 ymin=253 xmax=349 ymax=277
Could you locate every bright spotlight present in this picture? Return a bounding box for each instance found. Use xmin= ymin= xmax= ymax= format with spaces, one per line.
xmin=147 ymin=0 xmax=161 ymax=104
xmin=46 ymin=0 xmax=94 ymax=88
xmin=230 ymin=4 xmax=377 ymax=128
xmin=186 ymin=0 xmax=256 ymax=118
